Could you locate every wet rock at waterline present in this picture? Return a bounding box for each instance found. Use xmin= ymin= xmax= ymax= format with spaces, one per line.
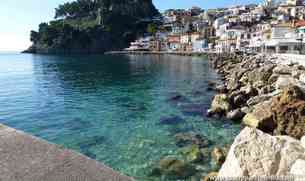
xmin=242 ymin=100 xmax=275 ymax=133
xmin=206 ymin=81 xmax=217 ymax=91
xmin=202 ymin=172 xmax=218 ymax=181
xmin=226 ymin=109 xmax=245 ymax=122
xmin=208 ymin=94 xmax=231 ymax=115
xmin=215 ymin=84 xmax=228 ymax=94
xmin=211 ymin=147 xmax=228 ymax=167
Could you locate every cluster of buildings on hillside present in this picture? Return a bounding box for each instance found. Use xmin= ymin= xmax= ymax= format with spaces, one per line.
xmin=125 ymin=0 xmax=305 ymax=54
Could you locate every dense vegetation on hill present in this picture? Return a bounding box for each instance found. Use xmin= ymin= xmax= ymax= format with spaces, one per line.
xmin=26 ymin=0 xmax=159 ymax=54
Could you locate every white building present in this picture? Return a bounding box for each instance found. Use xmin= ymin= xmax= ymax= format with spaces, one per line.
xmin=263 ymin=25 xmax=305 ymax=53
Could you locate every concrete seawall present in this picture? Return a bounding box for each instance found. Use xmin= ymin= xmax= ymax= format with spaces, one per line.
xmin=0 ymin=124 xmax=133 ymax=181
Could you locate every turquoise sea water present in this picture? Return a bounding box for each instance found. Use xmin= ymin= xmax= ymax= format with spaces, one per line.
xmin=0 ymin=53 xmax=240 ymax=180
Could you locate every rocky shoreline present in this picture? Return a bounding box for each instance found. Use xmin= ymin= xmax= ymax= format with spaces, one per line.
xmin=207 ymin=53 xmax=305 ymax=179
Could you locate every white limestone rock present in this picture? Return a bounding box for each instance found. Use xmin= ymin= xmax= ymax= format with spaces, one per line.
xmin=273 ymin=65 xmax=292 ymax=75
xmin=275 ymin=75 xmax=299 ymax=90
xmin=302 ymin=136 xmax=305 ymax=149
xmin=290 ymin=159 xmax=305 ymax=176
xmin=217 ymin=127 xmax=305 ymax=178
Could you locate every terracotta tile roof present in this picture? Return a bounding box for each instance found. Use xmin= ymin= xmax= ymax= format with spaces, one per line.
xmin=294 ymin=20 xmax=305 ymax=27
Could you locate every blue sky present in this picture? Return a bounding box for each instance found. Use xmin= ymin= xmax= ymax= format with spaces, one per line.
xmin=0 ymin=0 xmax=260 ymax=51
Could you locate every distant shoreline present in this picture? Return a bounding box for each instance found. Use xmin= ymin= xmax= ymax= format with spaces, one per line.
xmin=104 ymin=50 xmax=214 ymax=56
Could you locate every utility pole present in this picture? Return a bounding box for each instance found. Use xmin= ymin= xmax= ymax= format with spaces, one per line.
xmin=301 ymin=34 xmax=304 ymax=54
xmin=297 ymin=34 xmax=304 ymax=54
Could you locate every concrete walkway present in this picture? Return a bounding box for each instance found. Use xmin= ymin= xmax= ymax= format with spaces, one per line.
xmin=0 ymin=124 xmax=133 ymax=181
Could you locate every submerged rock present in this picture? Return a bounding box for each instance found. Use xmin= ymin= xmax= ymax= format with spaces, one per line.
xmin=218 ymin=127 xmax=305 ymax=178
xmin=157 ymin=157 xmax=196 ymax=179
xmin=174 ymin=132 xmax=211 ymax=148
xmin=179 ymin=103 xmax=205 ymax=116
xmin=159 ymin=116 xmax=185 ymax=125
xmin=179 ymin=145 xmax=203 ymax=163
xmin=78 ymin=135 xmax=106 ymax=150
xmin=167 ymin=93 xmax=190 ymax=104
xmin=207 ymin=81 xmax=216 ymax=88
xmin=64 ymin=118 xmax=93 ymax=131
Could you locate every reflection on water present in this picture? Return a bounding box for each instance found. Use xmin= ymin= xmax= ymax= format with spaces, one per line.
xmin=0 ymin=53 xmax=240 ymax=179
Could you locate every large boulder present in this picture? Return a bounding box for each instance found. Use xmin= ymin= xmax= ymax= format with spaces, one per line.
xmin=243 ymin=64 xmax=274 ymax=84
xmin=273 ymin=64 xmax=292 ymax=75
xmin=290 ymin=159 xmax=305 ymax=176
xmin=210 ymin=94 xmax=231 ymax=114
xmin=246 ymin=94 xmax=273 ymax=106
xmin=243 ymin=100 xmax=275 ymax=133
xmin=244 ymin=86 xmax=305 ymax=139
xmin=302 ymin=136 xmax=305 ymax=148
xmin=299 ymin=73 xmax=305 ymax=84
xmin=275 ymin=75 xmax=301 ymax=90
xmin=226 ymin=109 xmax=245 ymax=121
xmin=271 ymin=86 xmax=305 ymax=139
xmin=218 ymin=127 xmax=305 ymax=178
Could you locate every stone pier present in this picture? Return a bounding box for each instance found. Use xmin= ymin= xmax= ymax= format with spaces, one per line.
xmin=0 ymin=124 xmax=133 ymax=181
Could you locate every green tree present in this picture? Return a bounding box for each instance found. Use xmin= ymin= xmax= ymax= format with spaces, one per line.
xmin=147 ymin=23 xmax=157 ymax=35
xmin=30 ymin=31 xmax=39 ymax=43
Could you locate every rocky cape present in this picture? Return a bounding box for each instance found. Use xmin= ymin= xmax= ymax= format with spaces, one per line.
xmin=24 ymin=0 xmax=159 ymax=54
xmin=206 ymin=53 xmax=305 ymax=179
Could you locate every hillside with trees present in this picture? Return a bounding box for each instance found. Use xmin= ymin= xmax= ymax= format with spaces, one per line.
xmin=25 ymin=0 xmax=159 ymax=54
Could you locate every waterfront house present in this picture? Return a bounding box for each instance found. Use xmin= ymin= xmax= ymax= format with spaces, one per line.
xmin=215 ymin=25 xmax=248 ymax=53
xmin=248 ymin=23 xmax=272 ymax=52
xmin=214 ymin=17 xmax=226 ymax=30
xmin=180 ymin=32 xmax=201 ymax=51
xmin=277 ymin=0 xmax=305 ymax=20
xmin=193 ymin=38 xmax=208 ymax=52
xmin=167 ymin=35 xmax=181 ymax=51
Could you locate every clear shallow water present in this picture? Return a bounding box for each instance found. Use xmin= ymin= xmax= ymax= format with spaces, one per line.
xmin=0 ymin=53 xmax=240 ymax=180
